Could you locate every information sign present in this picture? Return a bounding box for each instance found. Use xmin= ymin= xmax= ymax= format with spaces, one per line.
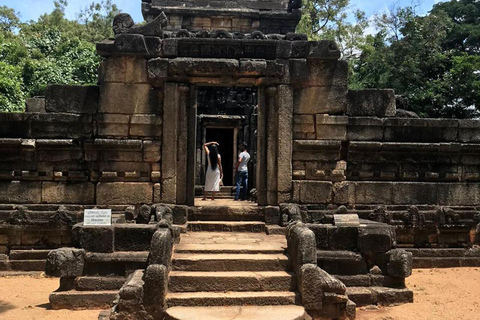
xmin=84 ymin=209 xmax=112 ymax=226
xmin=333 ymin=214 xmax=360 ymax=227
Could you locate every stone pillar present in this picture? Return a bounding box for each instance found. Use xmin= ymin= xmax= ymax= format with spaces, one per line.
xmin=266 ymin=87 xmax=279 ymax=205
xmin=277 ymin=85 xmax=293 ymax=203
xmin=256 ymin=87 xmax=268 ymax=206
xmin=176 ymin=85 xmax=189 ymax=205
xmin=161 ymin=83 xmax=194 ymax=205
xmin=258 ymin=86 xmax=292 ymax=206
xmin=185 ymin=86 xmax=197 ymax=206
xmin=162 ymin=83 xmax=181 ymax=204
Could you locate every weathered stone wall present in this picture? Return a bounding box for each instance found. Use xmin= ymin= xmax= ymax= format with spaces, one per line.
xmin=291 ymin=70 xmax=480 ymax=208
xmin=1 ymin=28 xmax=480 ymax=215
xmin=292 ymin=114 xmax=480 ymax=206
xmin=0 ymin=57 xmax=163 ymax=207
xmin=141 ymin=0 xmax=301 ymax=34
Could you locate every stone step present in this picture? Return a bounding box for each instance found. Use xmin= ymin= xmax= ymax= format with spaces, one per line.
xmin=317 ymin=250 xmax=368 ymax=275
xmin=412 ymin=257 xmax=480 ymax=268
xmin=74 ymin=276 xmax=126 ymax=291
xmin=86 ymin=251 xmax=149 ymax=263
xmin=190 ymin=207 xmax=263 ymax=222
xmin=266 ymin=225 xmax=286 ymax=235
xmin=84 ymin=251 xmax=148 ymax=276
xmin=49 ymin=290 xmax=118 ymax=310
xmin=334 ymin=274 xmax=405 ymax=288
xmin=166 ymin=291 xmax=299 ymax=307
xmin=405 ymin=248 xmax=471 ymax=257
xmin=0 ymin=271 xmax=44 ymax=278
xmin=169 ymin=271 xmax=296 ymax=292
xmin=172 ymin=253 xmax=289 ymax=272
xmin=9 ymin=249 xmax=51 ymax=260
xmin=346 ymin=287 xmax=413 ymax=307
xmin=187 ymin=221 xmax=265 ymax=233
xmin=165 ymin=305 xmax=310 ymax=320
xmin=8 ymin=259 xmax=46 ymax=271
xmin=195 ymin=186 xmax=238 ymax=195
xmin=174 ymin=243 xmax=285 ymax=254
xmin=205 ymin=195 xmax=236 ymax=199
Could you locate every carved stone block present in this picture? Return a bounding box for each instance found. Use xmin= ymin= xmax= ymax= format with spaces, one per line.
xmin=293 ymin=115 xmax=315 ymax=134
xmin=316 ymin=115 xmax=347 ymax=140
xmin=99 ymin=83 xmax=162 ymax=115
xmin=97 ymin=114 xmax=130 ymax=137
xmin=25 ymin=97 xmax=46 ymax=113
xmin=294 ymin=86 xmax=347 ymax=115
xmin=45 ymin=85 xmax=99 ymax=114
xmin=46 ymin=248 xmax=85 ymax=278
xmin=355 ymin=182 xmax=393 ymax=204
xmin=307 ymin=41 xmax=341 ymax=60
xmin=347 ymin=89 xmax=396 ymax=117
xmin=96 ymin=182 xmax=154 ymax=205
xmin=0 ymin=181 xmax=42 ymax=204
xmin=73 ymin=225 xmax=114 ymax=253
xmin=42 ymin=182 xmax=95 ymax=204
xmin=130 ymin=115 xmax=162 ymax=137
xmin=293 ymin=181 xmax=333 ymax=204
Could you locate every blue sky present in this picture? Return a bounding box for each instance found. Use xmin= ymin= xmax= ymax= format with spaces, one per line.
xmin=1 ymin=0 xmax=443 ymax=25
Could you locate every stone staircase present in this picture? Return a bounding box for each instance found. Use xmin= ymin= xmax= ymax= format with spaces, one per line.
xmin=165 ymin=227 xmax=310 ymax=320
xmin=189 ymin=204 xmax=263 ymax=221
xmin=195 ymin=186 xmax=239 ymax=199
xmin=49 ymin=251 xmax=148 ymax=309
xmin=0 ymin=249 xmax=49 ymax=273
xmin=317 ymin=250 xmax=413 ymax=307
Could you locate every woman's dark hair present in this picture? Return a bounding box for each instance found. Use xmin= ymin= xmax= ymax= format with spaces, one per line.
xmin=209 ymin=145 xmax=219 ymax=170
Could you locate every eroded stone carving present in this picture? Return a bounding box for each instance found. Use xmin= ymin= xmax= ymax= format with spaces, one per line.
xmin=49 ymin=205 xmax=73 ymax=227
xmin=113 ymin=12 xmax=168 ymax=37
xmin=7 ymin=205 xmax=30 ymax=225
xmin=370 ymin=206 xmax=392 ymax=224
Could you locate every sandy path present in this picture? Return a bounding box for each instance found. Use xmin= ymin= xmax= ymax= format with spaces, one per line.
xmin=357 ymin=267 xmax=480 ymax=320
xmin=0 ymin=268 xmax=479 ymax=320
xmin=0 ymin=274 xmax=101 ymax=320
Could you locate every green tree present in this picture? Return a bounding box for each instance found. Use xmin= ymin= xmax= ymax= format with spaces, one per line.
xmin=297 ymin=0 xmax=350 ymax=38
xmin=431 ymin=0 xmax=480 ymax=53
xmin=0 ymin=5 xmax=20 ymax=34
xmin=77 ymin=0 xmax=120 ymax=42
xmin=0 ymin=1 xmax=120 ymax=112
xmin=0 ymin=61 xmax=24 ymax=112
xmin=298 ymin=0 xmax=369 ymax=62
xmin=325 ymin=9 xmax=369 ymax=60
xmin=351 ymin=1 xmax=480 ymax=118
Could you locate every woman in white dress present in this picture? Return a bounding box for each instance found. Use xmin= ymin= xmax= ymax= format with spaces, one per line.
xmin=203 ymin=141 xmax=223 ymax=201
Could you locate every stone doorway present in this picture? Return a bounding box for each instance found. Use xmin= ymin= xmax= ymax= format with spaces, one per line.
xmin=195 ymin=86 xmax=258 ymax=200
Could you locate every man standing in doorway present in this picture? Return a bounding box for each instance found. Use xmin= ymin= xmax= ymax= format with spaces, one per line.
xmin=234 ymin=142 xmax=250 ymax=201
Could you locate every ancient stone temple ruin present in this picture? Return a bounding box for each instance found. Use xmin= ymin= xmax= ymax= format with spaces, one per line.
xmin=1 ymin=0 xmax=480 ymax=319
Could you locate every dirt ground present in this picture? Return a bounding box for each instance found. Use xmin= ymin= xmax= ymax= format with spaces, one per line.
xmin=0 ymin=274 xmax=100 ymax=320
xmin=357 ymin=267 xmax=480 ymax=320
xmin=0 ymin=268 xmax=479 ymax=320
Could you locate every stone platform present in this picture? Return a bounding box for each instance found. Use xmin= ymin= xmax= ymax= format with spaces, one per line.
xmin=165 ymin=305 xmax=311 ymax=320
xmin=190 ymin=199 xmax=263 ymax=221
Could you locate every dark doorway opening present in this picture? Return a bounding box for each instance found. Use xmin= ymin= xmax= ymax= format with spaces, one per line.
xmin=205 ymin=128 xmax=234 ymax=186
xmin=195 ymin=86 xmax=258 ymax=200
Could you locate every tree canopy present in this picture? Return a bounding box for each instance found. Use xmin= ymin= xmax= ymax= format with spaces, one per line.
xmin=300 ymin=0 xmax=480 ymax=118
xmin=0 ymin=1 xmax=119 ymax=112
